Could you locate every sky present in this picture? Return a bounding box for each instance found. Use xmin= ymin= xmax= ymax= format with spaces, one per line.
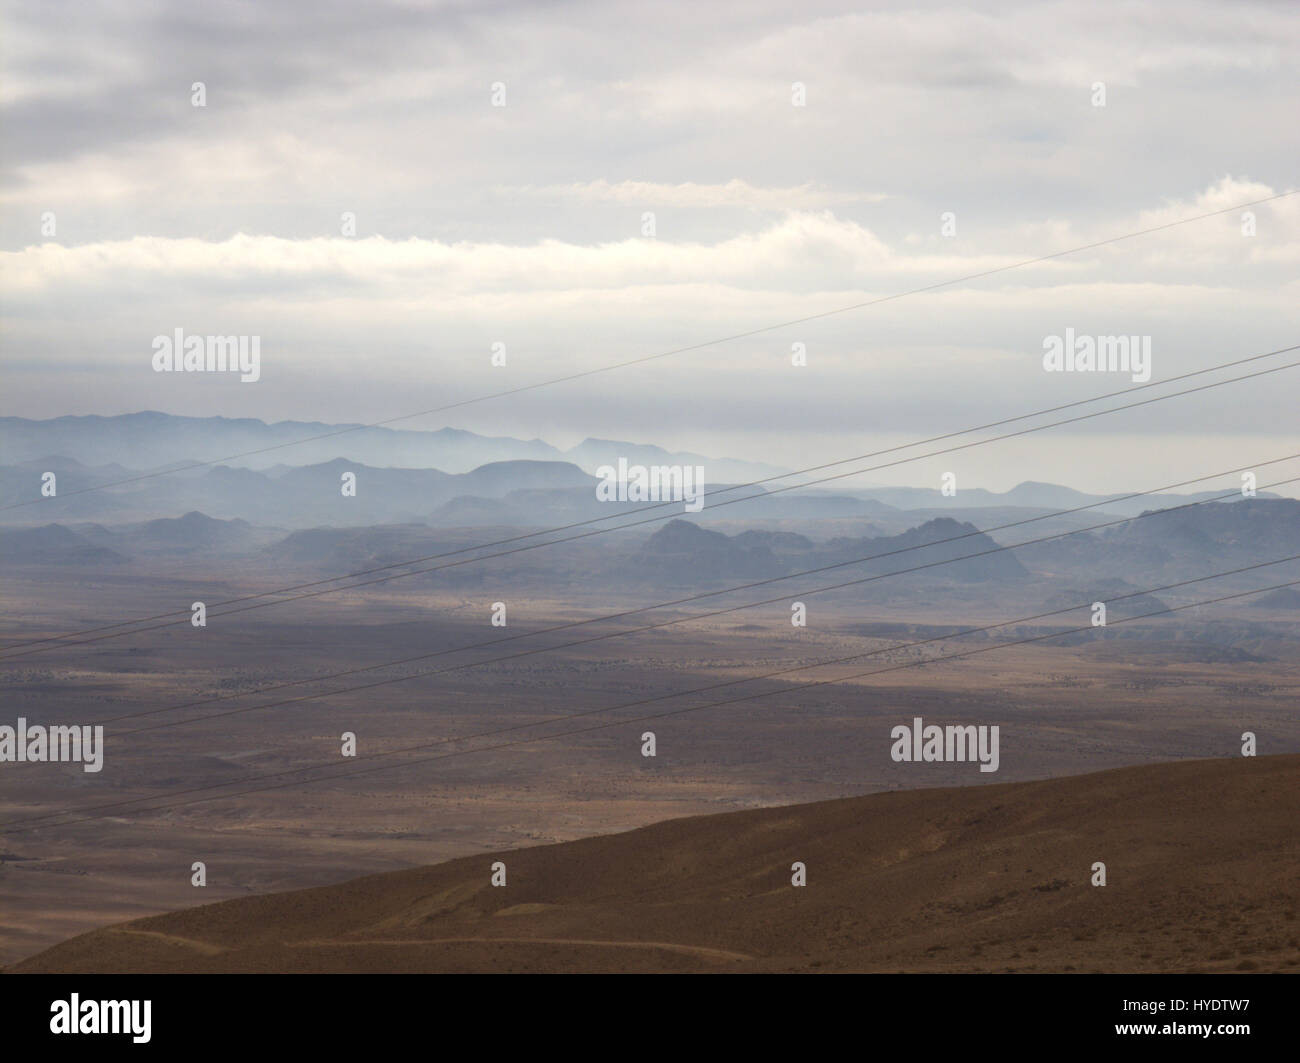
xmin=2 ymin=0 xmax=1297 ymax=494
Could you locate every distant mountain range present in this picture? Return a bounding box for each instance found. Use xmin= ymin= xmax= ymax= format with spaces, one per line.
xmin=0 ymin=412 xmax=1289 ymax=531
xmin=641 ymin=516 xmax=1029 ymax=584
xmin=833 ymin=479 xmax=1289 ymax=518
xmin=0 ymin=412 xmax=790 ymax=481
xmin=10 ymin=501 xmax=1295 ymax=604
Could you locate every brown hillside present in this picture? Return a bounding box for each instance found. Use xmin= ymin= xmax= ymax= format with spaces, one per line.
xmin=11 ymin=755 xmax=1299 ymax=973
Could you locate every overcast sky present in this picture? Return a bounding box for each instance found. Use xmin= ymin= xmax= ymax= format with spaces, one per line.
xmin=2 ymin=0 xmax=1297 ymax=493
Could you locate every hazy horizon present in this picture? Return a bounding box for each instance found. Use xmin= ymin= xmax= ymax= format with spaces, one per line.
xmin=3 ymin=406 xmax=1298 ymax=500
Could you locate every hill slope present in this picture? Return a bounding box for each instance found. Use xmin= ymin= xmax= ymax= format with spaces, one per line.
xmin=10 ymin=756 xmax=1298 ymax=973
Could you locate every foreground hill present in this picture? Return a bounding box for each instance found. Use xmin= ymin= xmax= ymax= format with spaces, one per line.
xmin=11 ymin=756 xmax=1298 ymax=973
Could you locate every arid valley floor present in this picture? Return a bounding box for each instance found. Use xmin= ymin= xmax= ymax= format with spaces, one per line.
xmin=4 ymin=551 xmax=1298 ymax=972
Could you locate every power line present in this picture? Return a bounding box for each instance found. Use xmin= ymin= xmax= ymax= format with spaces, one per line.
xmin=5 ymin=558 xmax=1294 ymax=835
xmin=4 ymin=351 xmax=1296 ymax=659
xmin=88 ymin=464 xmax=1299 ymax=736
xmin=3 ymin=189 xmax=1293 ymax=516
xmin=8 ymin=343 xmax=1297 ymax=653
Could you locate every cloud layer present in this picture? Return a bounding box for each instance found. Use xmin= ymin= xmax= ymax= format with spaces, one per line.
xmin=1 ymin=0 xmax=1296 ymax=493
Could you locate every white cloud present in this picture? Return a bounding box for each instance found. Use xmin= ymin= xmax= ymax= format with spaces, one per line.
xmin=7 ymin=178 xmax=1296 ymax=310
